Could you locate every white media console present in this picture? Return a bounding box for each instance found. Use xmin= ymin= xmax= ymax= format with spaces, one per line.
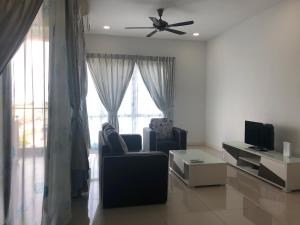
xmin=223 ymin=141 xmax=300 ymax=192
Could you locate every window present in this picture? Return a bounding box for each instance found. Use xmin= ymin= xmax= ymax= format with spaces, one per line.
xmin=86 ymin=70 xmax=108 ymax=149
xmin=86 ymin=64 xmax=163 ymax=149
xmin=11 ymin=21 xmax=49 ymax=150
xmin=118 ymin=65 xmax=163 ymax=134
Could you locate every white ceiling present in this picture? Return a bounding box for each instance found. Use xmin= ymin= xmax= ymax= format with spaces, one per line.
xmin=87 ymin=0 xmax=282 ymax=41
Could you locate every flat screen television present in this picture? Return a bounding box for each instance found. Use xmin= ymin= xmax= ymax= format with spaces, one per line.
xmin=245 ymin=120 xmax=274 ymax=151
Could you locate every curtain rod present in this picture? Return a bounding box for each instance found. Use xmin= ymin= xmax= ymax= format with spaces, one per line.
xmin=86 ymin=53 xmax=175 ymax=60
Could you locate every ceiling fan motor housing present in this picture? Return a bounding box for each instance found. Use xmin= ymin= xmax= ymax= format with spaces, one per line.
xmin=155 ymin=20 xmax=168 ymax=31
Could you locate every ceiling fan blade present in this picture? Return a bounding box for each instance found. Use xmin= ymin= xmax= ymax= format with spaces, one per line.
xmin=149 ymin=17 xmax=160 ymax=26
xmin=164 ymin=28 xmax=186 ymax=35
xmin=168 ymin=21 xmax=194 ymax=27
xmin=125 ymin=27 xmax=154 ymax=29
xmin=146 ymin=30 xmax=157 ymax=37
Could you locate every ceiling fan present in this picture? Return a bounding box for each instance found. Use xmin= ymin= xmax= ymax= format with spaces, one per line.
xmin=125 ymin=8 xmax=194 ymax=37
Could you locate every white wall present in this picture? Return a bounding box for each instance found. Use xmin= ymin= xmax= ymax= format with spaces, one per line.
xmin=206 ymin=0 xmax=300 ymax=154
xmin=85 ymin=34 xmax=207 ymax=145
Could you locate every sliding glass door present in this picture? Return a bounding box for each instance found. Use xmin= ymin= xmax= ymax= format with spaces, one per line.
xmin=12 ymin=37 xmax=49 ymax=152
xmin=8 ymin=8 xmax=48 ymax=224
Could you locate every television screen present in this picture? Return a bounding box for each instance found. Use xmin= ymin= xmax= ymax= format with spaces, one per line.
xmin=245 ymin=121 xmax=263 ymax=148
xmin=262 ymin=124 xmax=274 ymax=150
xmin=245 ymin=121 xmax=274 ymax=150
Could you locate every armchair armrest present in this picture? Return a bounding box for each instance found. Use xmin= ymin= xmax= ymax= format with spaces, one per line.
xmin=120 ymin=134 xmax=142 ymax=152
xmin=173 ymin=127 xmax=187 ymax=150
xmin=143 ymin=127 xmax=157 ymax=151
xmin=101 ymin=152 xmax=168 ymax=208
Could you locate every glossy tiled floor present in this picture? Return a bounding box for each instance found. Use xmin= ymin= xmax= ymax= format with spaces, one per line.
xmin=69 ymin=148 xmax=300 ymax=225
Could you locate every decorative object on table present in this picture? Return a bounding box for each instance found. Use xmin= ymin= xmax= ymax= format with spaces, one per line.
xmin=143 ymin=118 xmax=187 ymax=155
xmin=189 ymin=159 xmax=204 ymax=164
xmin=283 ymin=141 xmax=291 ymax=157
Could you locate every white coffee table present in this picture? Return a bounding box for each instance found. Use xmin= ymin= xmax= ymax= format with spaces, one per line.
xmin=169 ymin=149 xmax=227 ymax=187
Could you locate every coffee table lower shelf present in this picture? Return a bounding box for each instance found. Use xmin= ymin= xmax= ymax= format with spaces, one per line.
xmin=169 ymin=167 xmax=191 ymax=186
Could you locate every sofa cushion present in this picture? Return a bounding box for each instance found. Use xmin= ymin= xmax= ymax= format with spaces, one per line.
xmin=150 ymin=118 xmax=173 ymax=140
xmin=102 ymin=123 xmax=115 ymax=148
xmin=157 ymin=139 xmax=178 ymax=153
xmin=102 ymin=123 xmax=128 ymax=153
xmin=118 ymin=135 xmax=128 ymax=153
xmin=121 ymin=134 xmax=142 ymax=152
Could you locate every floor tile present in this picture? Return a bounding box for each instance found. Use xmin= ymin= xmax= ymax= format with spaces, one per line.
xmin=215 ymin=207 xmax=285 ymax=225
xmin=159 ymin=191 xmax=211 ymax=215
xmin=92 ymin=209 xmax=165 ymax=225
xmin=194 ymin=185 xmax=251 ymax=210
xmin=259 ymin=201 xmax=300 ymax=225
xmin=163 ymin=211 xmax=225 ymax=225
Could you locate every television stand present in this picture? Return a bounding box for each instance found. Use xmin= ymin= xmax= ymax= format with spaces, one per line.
xmin=223 ymin=141 xmax=300 ymax=192
xmin=248 ymin=146 xmax=268 ymax=151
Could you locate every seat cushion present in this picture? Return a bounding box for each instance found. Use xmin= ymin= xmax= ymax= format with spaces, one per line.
xmin=121 ymin=134 xmax=142 ymax=152
xmin=102 ymin=123 xmax=128 ymax=153
xmin=149 ymin=118 xmax=173 ymax=140
xmin=157 ymin=139 xmax=178 ymax=153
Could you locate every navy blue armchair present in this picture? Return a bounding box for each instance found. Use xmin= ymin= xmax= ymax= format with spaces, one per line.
xmin=143 ymin=118 xmax=187 ymax=155
xmin=98 ymin=129 xmax=168 ymax=208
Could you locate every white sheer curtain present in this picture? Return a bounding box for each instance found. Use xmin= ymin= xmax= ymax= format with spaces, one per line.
xmin=86 ymin=63 xmax=162 ymax=148
xmin=86 ymin=54 xmax=136 ymax=131
xmin=0 ymin=66 xmax=7 ymax=225
xmin=118 ymin=64 xmax=163 ymax=134
xmin=42 ymin=0 xmax=72 ymax=224
xmin=86 ymin=68 xmax=108 ymax=149
xmin=6 ymin=5 xmax=49 ymax=225
xmin=137 ymin=56 xmax=175 ymax=119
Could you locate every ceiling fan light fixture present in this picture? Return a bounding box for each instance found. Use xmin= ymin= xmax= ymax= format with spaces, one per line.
xmin=193 ymin=32 xmax=200 ymax=37
xmin=103 ymin=25 xmax=110 ymax=30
